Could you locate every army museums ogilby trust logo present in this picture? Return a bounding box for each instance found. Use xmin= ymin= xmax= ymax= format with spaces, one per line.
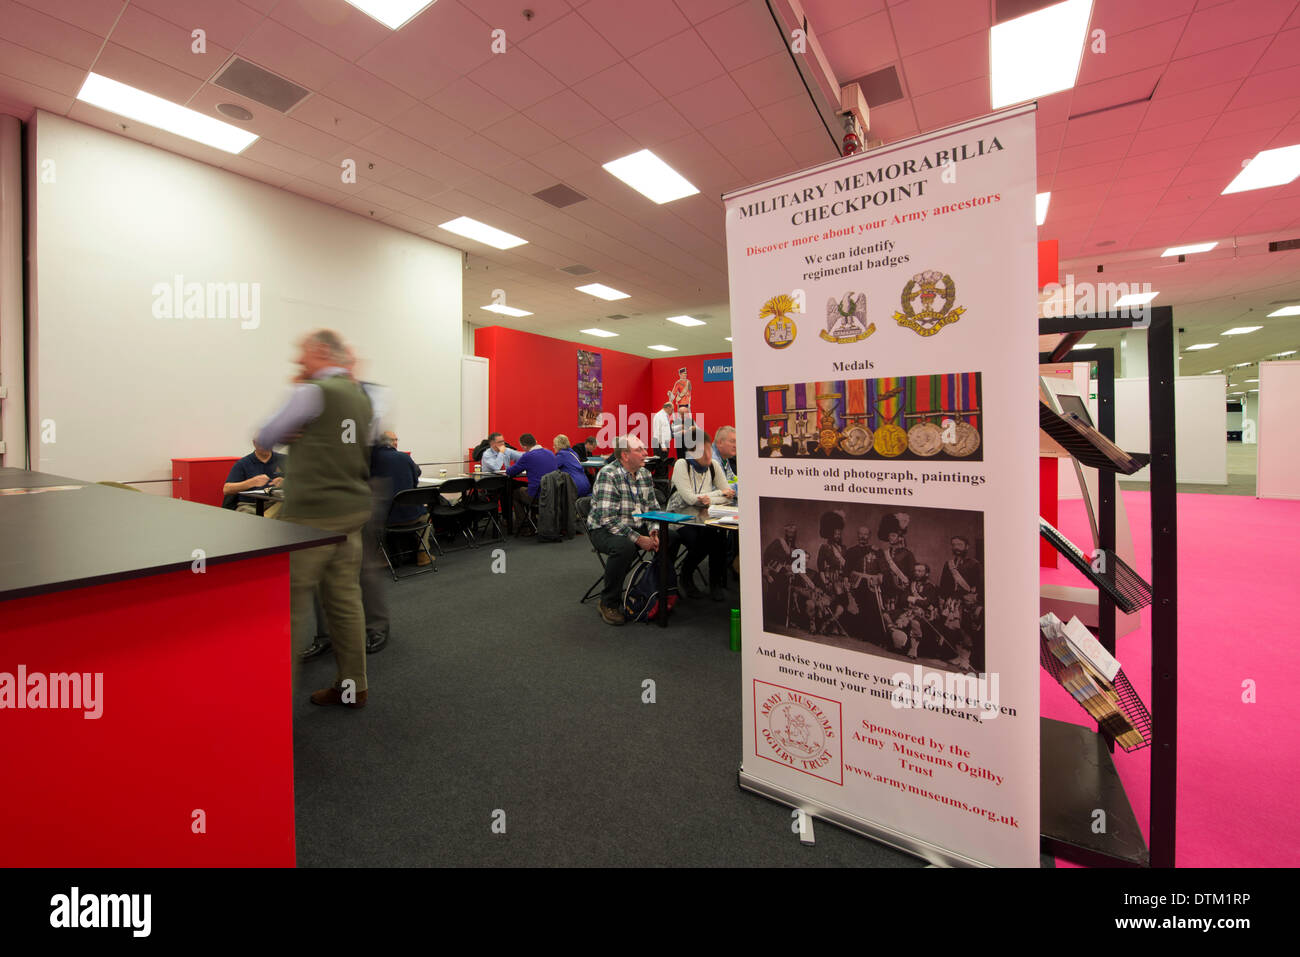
xmin=755 ymin=681 xmax=842 ymax=784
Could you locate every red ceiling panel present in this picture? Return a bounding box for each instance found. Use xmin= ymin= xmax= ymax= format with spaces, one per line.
xmin=1173 ymin=0 xmax=1296 ymax=59
xmin=670 ymin=73 xmax=753 ymax=128
xmin=1088 ymin=0 xmax=1197 ymax=36
xmin=731 ymin=51 xmax=808 ymax=109
xmin=468 ymin=50 xmax=566 ymax=111
xmin=1062 ymin=103 xmax=1146 ymax=147
xmin=1141 ymin=81 xmax=1239 ymax=130
xmin=572 ymin=61 xmax=663 ymax=119
xmin=519 ymin=12 xmax=624 ymax=87
xmin=1076 ymin=17 xmax=1189 ymax=85
xmin=694 ymin=2 xmax=783 ymax=71
xmin=523 ymin=89 xmax=609 ymax=141
xmin=1067 ymin=67 xmax=1163 ymax=116
xmin=577 ymin=0 xmax=692 ymax=59
xmin=816 ymin=10 xmax=897 ymax=82
xmin=614 ymin=98 xmax=696 ymax=146
xmin=1157 ymin=37 xmax=1271 ymax=96
xmin=628 ymin=28 xmax=727 ymax=99
xmin=912 ymin=75 xmax=988 ymax=132
xmin=890 ymin=0 xmax=988 ymax=57
xmin=900 ymin=30 xmax=988 ymax=98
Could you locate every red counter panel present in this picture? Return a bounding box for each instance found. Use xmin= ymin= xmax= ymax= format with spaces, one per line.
xmin=0 ymin=554 xmax=294 ymax=867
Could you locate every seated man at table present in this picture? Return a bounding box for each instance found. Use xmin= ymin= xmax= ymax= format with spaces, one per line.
xmin=480 ymin=432 xmax=522 ymax=473
xmin=505 ymin=433 xmax=557 ymax=535
xmin=553 ymin=433 xmax=591 ymax=497
xmin=583 ymin=436 xmax=600 ymax=460
xmin=371 ymin=431 xmax=433 ymax=566
xmin=222 ymin=442 xmax=284 ymax=515
xmin=586 ymin=434 xmax=680 ymax=625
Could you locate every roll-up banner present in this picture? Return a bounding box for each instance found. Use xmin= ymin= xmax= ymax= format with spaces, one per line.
xmin=726 ymin=105 xmax=1040 ymax=868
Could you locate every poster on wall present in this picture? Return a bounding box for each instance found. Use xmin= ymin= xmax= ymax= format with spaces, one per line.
xmin=577 ymin=349 xmax=602 ymax=428
xmin=726 ymin=105 xmax=1040 ymax=868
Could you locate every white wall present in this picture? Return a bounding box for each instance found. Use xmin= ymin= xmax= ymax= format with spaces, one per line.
xmin=1115 ymin=375 xmax=1227 ymax=485
xmin=1258 ymin=361 xmax=1300 ymax=499
xmin=30 ymin=112 xmax=462 ymax=486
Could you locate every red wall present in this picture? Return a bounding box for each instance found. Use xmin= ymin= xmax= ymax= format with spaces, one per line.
xmin=474 ymin=327 xmax=737 ymax=451
xmin=650 ymin=352 xmax=737 ymax=437
xmin=475 ymin=326 xmax=654 ymax=450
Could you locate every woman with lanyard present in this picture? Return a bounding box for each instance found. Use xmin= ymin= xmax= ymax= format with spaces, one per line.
xmin=667 ymin=427 xmax=736 ymax=601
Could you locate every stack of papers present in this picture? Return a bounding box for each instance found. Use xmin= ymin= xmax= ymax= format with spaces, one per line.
xmin=1039 ymin=613 xmax=1143 ymax=749
xmin=708 ymin=505 xmax=739 ymax=524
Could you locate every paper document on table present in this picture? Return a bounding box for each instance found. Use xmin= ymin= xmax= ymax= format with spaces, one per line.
xmin=708 ymin=505 xmax=739 ymax=521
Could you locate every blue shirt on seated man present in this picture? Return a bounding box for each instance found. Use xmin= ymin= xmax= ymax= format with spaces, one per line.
xmin=552 ymin=433 xmax=591 ymax=497
xmin=370 ymin=431 xmax=425 ymax=523
xmin=505 ymin=432 xmax=557 ymax=534
xmin=480 ymin=432 xmax=523 ymax=472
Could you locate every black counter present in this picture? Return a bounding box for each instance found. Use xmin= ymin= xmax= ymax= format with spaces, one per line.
xmin=0 ymin=468 xmax=343 ymax=602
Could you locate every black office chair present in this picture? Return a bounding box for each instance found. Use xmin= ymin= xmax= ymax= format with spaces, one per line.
xmin=463 ymin=475 xmax=506 ymax=544
xmin=429 ymin=477 xmax=478 ymax=553
xmin=380 ymin=487 xmax=440 ymax=580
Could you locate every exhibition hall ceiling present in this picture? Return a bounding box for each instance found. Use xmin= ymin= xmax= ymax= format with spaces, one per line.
xmin=0 ymin=0 xmax=1297 ymax=369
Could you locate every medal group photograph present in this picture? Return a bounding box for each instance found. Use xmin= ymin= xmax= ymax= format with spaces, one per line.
xmin=0 ymin=0 xmax=1294 ymax=931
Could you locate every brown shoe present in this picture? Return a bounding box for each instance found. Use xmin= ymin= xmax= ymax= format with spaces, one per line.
xmin=416 ymin=550 xmax=433 ymax=566
xmin=599 ymin=602 xmax=625 ymax=625
xmin=310 ymin=686 xmax=368 ymax=708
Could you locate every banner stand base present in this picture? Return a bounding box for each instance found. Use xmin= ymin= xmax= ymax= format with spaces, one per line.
xmin=738 ymin=768 xmax=989 ymax=868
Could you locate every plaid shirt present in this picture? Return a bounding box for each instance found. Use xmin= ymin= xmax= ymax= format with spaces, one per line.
xmin=587 ymin=462 xmax=658 ymax=541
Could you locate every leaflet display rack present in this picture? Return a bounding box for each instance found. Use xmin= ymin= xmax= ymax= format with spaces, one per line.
xmin=1038 ymin=307 xmax=1178 ymax=868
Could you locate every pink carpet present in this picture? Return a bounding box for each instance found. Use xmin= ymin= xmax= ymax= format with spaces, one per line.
xmin=1041 ymin=490 xmax=1300 ymax=867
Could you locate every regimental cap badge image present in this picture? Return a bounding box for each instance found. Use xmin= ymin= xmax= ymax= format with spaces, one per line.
xmin=893 ymin=270 xmax=966 ymax=337
xmin=760 ymin=293 xmax=797 ymax=349
xmin=821 ymin=291 xmax=876 ymax=344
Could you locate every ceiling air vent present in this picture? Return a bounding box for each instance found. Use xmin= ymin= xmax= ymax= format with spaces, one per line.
xmin=855 ymin=66 xmax=903 ymax=108
xmin=560 ymin=264 xmax=596 ymax=275
xmin=1268 ymin=238 xmax=1300 ymax=252
xmin=213 ymin=57 xmax=310 ymax=114
xmin=606 ymin=314 xmax=629 ymax=320
xmin=534 ymin=184 xmax=587 ymax=208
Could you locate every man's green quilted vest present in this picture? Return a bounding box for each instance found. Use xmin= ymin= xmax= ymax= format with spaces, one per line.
xmin=280 ymin=374 xmax=372 ymax=520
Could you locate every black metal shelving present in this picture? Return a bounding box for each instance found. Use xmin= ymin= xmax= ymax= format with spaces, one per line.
xmin=1038 ymin=306 xmax=1178 ymax=869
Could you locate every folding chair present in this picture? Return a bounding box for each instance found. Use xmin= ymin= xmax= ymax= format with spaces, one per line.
xmin=429 ymin=477 xmax=478 ymax=552
xmin=463 ymin=475 xmax=506 ymax=544
xmin=380 ymin=487 xmax=440 ymax=581
xmin=577 ymin=495 xmax=652 ymax=603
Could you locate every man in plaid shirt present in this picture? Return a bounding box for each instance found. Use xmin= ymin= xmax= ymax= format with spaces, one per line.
xmin=587 ymin=434 xmax=679 ymax=624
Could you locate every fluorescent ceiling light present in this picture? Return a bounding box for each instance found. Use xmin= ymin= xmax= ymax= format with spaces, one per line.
xmin=1184 ymin=343 xmax=1218 ymax=351
xmin=576 ymin=283 xmax=629 ymax=301
xmin=341 ymin=0 xmax=437 ymax=29
xmin=1222 ymin=143 xmax=1300 ymax=194
xmin=1249 ymin=389 xmax=1259 ymax=392
xmin=990 ymin=0 xmax=1093 ymax=109
xmin=1161 ymin=242 xmax=1217 ymax=257
xmin=602 ymin=149 xmax=699 ymax=204
xmin=725 ymin=336 xmax=733 ymax=342
xmin=647 ymin=344 xmax=678 ymax=352
xmin=76 ymin=73 xmax=257 ymax=153
xmin=580 ymin=328 xmax=618 ymax=338
xmin=666 ymin=315 xmax=705 ymax=327
xmin=479 ymin=304 xmax=532 ymax=317
xmin=1245 ymin=378 xmax=1259 ymax=382
xmin=1267 ymin=305 xmax=1300 ymax=317
xmin=1234 ymin=362 xmax=1253 ymax=367
xmin=1274 ymin=350 xmax=1296 ymax=357
xmin=1222 ymin=326 xmax=1262 ymax=335
xmin=1204 ymin=369 xmax=1222 ymax=374
xmin=1073 ymin=342 xmax=1097 ymax=349
xmin=1035 ymin=192 xmax=1051 ymax=226
xmin=1114 ymin=291 xmax=1158 ymax=307
xmin=437 ymin=216 xmax=527 ymax=250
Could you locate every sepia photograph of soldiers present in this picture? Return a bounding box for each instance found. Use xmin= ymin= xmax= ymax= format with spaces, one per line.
xmin=759 ymin=497 xmax=984 ymax=675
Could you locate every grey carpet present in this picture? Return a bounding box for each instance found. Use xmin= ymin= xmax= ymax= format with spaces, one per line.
xmin=292 ymin=531 xmax=924 ymax=867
